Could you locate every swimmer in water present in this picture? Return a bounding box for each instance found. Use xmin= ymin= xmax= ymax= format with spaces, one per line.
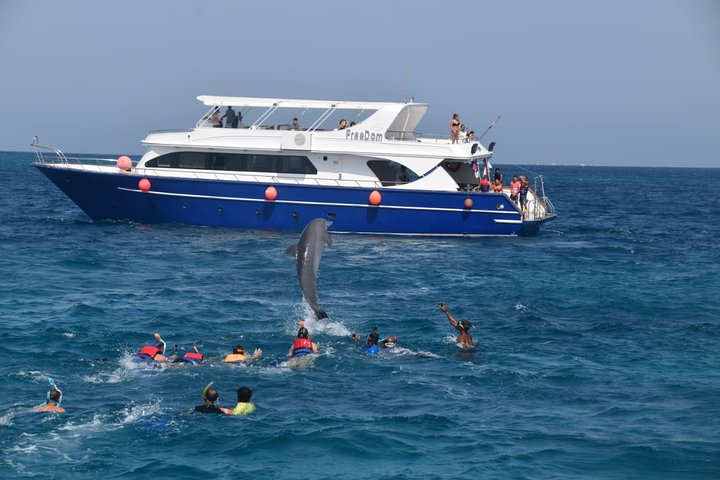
xmin=34 ymin=378 xmax=65 ymax=413
xmin=173 ymin=345 xmax=204 ymax=364
xmin=193 ymin=383 xmax=232 ymax=414
xmin=223 ymin=345 xmax=262 ymax=363
xmin=135 ymin=333 xmax=169 ymax=362
xmin=231 ymin=386 xmax=256 ymax=416
xmin=439 ymin=303 xmax=475 ymax=349
xmin=351 ymin=328 xmax=399 ymax=354
xmin=288 ymin=325 xmax=318 ymax=358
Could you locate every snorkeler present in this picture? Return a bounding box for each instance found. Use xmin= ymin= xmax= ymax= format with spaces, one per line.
xmin=223 ymin=345 xmax=262 ymax=363
xmin=34 ymin=377 xmax=65 ymax=413
xmin=173 ymin=345 xmax=204 ymax=364
xmin=231 ymin=386 xmax=256 ymax=416
xmin=439 ymin=303 xmax=475 ymax=349
xmin=135 ymin=333 xmax=168 ymax=362
xmin=351 ymin=328 xmax=399 ymax=355
xmin=288 ymin=324 xmax=318 ymax=358
xmin=193 ymin=382 xmax=232 ymax=414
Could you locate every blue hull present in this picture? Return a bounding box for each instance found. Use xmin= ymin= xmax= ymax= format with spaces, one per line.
xmin=35 ymin=165 xmax=551 ymax=236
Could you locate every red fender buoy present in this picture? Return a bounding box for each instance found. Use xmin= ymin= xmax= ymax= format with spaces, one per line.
xmin=265 ymin=186 xmax=278 ymax=201
xmin=369 ymin=190 xmax=382 ymax=205
xmin=464 ymin=198 xmax=473 ymax=209
xmin=116 ymin=155 xmax=132 ymax=171
xmin=138 ymin=178 xmax=151 ymax=192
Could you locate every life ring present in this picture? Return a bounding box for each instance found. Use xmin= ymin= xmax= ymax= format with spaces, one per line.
xmin=446 ymin=162 xmax=461 ymax=172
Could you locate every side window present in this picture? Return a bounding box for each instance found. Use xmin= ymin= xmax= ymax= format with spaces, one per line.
xmin=145 ymin=152 xmax=317 ymax=174
xmin=367 ymin=160 xmax=417 ymax=186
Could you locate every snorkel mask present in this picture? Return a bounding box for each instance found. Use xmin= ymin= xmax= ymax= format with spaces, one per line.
xmin=44 ymin=377 xmax=62 ymax=406
xmin=202 ymin=382 xmax=213 ymax=403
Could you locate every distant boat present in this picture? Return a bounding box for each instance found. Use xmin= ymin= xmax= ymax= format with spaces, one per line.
xmin=33 ymin=95 xmax=556 ymax=236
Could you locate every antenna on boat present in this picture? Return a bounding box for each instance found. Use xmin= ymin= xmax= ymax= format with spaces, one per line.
xmin=478 ymin=115 xmax=501 ymax=140
xmin=402 ymin=67 xmax=413 ymax=104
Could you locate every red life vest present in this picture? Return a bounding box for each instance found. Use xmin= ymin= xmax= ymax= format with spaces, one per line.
xmin=138 ymin=345 xmax=160 ymax=359
xmin=293 ymin=338 xmax=313 ymax=351
xmin=184 ymin=352 xmax=203 ymax=361
xmin=292 ymin=338 xmax=314 ymax=356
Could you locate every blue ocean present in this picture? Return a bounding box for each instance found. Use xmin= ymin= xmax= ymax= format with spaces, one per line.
xmin=1 ymin=150 xmax=718 ymax=479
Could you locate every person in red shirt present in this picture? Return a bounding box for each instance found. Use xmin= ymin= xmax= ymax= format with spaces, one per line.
xmin=510 ymin=175 xmax=521 ymax=204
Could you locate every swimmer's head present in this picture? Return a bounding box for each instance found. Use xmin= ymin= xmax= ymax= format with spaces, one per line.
xmin=297 ymin=327 xmax=309 ymax=339
xmin=49 ymin=388 xmax=62 ymax=403
xmin=367 ymin=332 xmax=380 ymax=345
xmin=459 ymin=320 xmax=475 ymax=331
xmin=233 ymin=345 xmax=245 ymax=354
xmin=382 ymin=336 xmax=398 ymax=348
xmin=237 ymin=387 xmax=252 ymax=402
xmin=204 ymin=388 xmax=219 ymax=403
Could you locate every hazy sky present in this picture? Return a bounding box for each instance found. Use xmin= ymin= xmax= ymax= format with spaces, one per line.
xmin=1 ymin=0 xmax=718 ymax=167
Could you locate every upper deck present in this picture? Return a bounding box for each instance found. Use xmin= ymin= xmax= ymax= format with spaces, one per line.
xmin=141 ymin=95 xmax=492 ymax=162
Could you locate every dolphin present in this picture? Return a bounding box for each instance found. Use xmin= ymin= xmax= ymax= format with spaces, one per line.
xmin=287 ymin=218 xmax=333 ymax=319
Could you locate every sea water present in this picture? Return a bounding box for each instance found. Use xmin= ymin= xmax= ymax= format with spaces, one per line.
xmin=0 ymin=151 xmax=718 ymax=479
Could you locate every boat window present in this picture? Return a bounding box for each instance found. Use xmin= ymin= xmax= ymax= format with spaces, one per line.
xmin=144 ymin=152 xmax=317 ymax=175
xmin=366 ymin=160 xmax=418 ymax=187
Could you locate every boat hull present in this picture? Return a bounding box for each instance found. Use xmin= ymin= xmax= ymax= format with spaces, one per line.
xmin=35 ymin=164 xmax=551 ymax=236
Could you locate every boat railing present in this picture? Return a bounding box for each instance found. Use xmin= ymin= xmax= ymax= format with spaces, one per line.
xmin=31 ymin=136 xmax=69 ymax=165
xmin=133 ymin=167 xmax=384 ymax=189
xmin=31 ymin=137 xmax=124 ymax=168
xmin=386 ymin=131 xmax=483 ymax=146
xmin=525 ymin=175 xmax=556 ymax=221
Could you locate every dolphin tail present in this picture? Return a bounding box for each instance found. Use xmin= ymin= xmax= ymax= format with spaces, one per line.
xmin=314 ymin=307 xmax=329 ymax=320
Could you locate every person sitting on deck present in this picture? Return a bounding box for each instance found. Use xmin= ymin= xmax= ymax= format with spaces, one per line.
xmin=478 ymin=175 xmax=491 ymax=192
xmin=492 ymin=178 xmax=503 ymax=193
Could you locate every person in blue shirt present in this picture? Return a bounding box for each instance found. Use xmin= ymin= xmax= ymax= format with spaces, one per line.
xmin=351 ymin=329 xmax=398 ymax=356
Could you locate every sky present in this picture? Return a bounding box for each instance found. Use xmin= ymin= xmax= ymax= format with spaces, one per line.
xmin=0 ymin=0 xmax=718 ymax=167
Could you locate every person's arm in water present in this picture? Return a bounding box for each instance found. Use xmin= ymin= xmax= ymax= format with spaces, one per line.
xmin=439 ymin=303 xmax=461 ymax=332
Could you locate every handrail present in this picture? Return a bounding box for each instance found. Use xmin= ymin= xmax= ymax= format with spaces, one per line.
xmin=133 ymin=166 xmax=384 ymax=189
xmin=31 ymin=136 xmax=69 ymax=165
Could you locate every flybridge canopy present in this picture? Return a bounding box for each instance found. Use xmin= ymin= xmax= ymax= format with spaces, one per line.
xmin=197 ymin=95 xmax=424 ymax=111
xmin=196 ymin=95 xmax=430 ymax=134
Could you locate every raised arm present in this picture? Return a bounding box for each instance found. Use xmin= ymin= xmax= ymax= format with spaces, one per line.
xmin=439 ymin=303 xmax=461 ymax=331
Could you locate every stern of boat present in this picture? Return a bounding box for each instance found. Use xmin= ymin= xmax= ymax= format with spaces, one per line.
xmin=519 ymin=174 xmax=557 ymax=236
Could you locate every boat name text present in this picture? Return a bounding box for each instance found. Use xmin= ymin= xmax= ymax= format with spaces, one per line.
xmin=345 ymin=129 xmax=383 ymax=143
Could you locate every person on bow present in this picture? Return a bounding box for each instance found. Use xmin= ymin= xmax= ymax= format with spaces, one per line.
xmin=439 ymin=303 xmax=475 ymax=349
xmin=288 ymin=324 xmax=318 ymax=358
